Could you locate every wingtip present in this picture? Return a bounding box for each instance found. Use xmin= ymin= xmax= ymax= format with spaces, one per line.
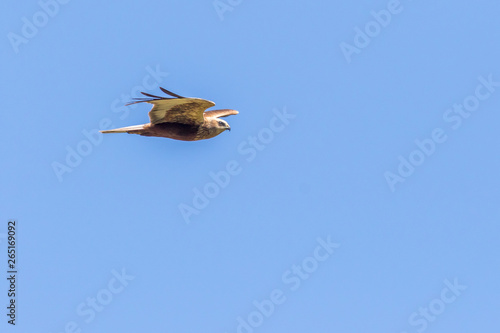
xmin=159 ymin=87 xmax=185 ymax=98
xmin=141 ymin=92 xmax=163 ymax=99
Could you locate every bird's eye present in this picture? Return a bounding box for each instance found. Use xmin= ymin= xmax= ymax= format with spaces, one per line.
xmin=218 ymin=121 xmax=225 ymax=126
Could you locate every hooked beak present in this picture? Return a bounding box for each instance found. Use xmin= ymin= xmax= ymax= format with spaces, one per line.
xmin=226 ymin=125 xmax=231 ymax=132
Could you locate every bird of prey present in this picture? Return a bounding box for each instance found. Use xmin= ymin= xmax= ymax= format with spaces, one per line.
xmin=101 ymin=87 xmax=238 ymax=141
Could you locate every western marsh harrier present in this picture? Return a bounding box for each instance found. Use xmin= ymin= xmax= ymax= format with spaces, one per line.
xmin=101 ymin=88 xmax=238 ymax=141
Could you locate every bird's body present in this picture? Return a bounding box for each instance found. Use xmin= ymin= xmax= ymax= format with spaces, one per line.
xmin=141 ymin=122 xmax=200 ymax=141
xmin=101 ymin=88 xmax=238 ymax=141
xmin=105 ymin=118 xmax=225 ymax=141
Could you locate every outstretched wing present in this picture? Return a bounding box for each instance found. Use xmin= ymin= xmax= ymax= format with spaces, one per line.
xmin=128 ymin=88 xmax=215 ymax=126
xmin=204 ymin=109 xmax=239 ymax=119
xmin=147 ymin=98 xmax=215 ymax=125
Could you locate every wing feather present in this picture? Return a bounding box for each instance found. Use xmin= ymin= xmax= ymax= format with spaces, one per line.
xmin=141 ymin=92 xmax=164 ymax=99
xmin=159 ymin=87 xmax=185 ymax=98
xmin=126 ymin=88 xmax=184 ymax=106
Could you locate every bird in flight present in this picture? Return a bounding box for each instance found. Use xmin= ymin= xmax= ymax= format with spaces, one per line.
xmin=101 ymin=87 xmax=239 ymax=141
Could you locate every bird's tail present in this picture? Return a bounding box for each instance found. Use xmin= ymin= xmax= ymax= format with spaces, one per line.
xmin=100 ymin=124 xmax=146 ymax=134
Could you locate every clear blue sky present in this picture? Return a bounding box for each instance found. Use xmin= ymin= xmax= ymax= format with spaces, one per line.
xmin=1 ymin=0 xmax=500 ymax=332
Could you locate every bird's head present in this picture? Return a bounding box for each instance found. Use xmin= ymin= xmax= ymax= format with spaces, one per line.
xmin=216 ymin=118 xmax=231 ymax=132
xmin=206 ymin=117 xmax=232 ymax=134
xmin=202 ymin=109 xmax=238 ymax=139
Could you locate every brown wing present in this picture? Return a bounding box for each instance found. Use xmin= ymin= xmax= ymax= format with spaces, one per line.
xmin=127 ymin=88 xmax=215 ymax=126
xmin=146 ymin=98 xmax=215 ymax=125
xmin=204 ymin=109 xmax=239 ymax=119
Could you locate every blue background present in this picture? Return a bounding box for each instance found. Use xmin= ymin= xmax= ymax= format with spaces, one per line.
xmin=1 ymin=0 xmax=499 ymax=332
